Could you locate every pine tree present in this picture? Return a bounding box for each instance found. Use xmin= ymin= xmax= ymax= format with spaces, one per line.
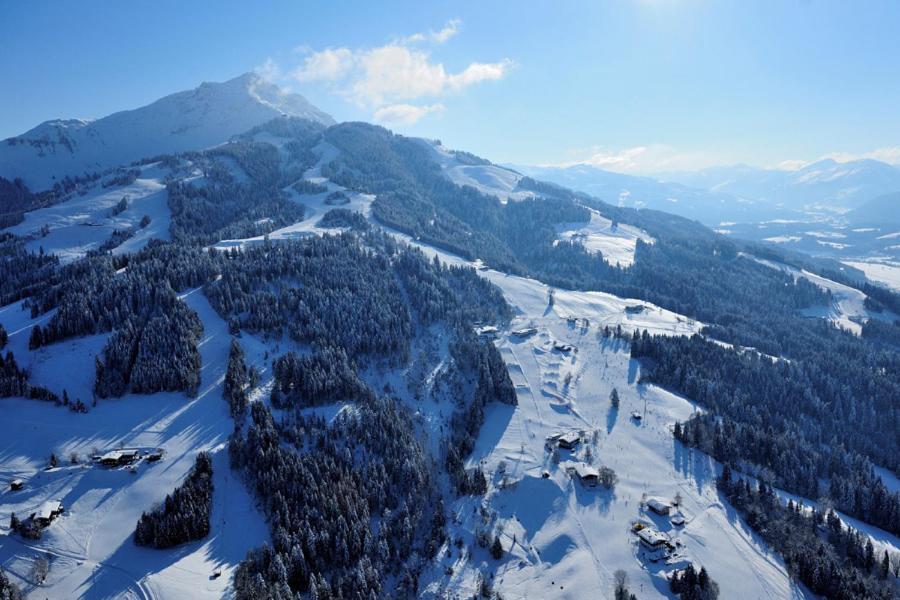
xmin=610 ymin=388 xmax=620 ymax=409
xmin=28 ymin=324 xmax=43 ymax=350
xmin=490 ymin=535 xmax=504 ymax=560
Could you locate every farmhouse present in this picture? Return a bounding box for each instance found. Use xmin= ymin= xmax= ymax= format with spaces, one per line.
xmin=10 ymin=478 xmax=24 ymax=491
xmin=625 ymin=304 xmax=645 ymax=314
xmin=477 ymin=325 xmax=499 ymax=338
xmin=557 ymin=431 xmax=581 ymax=450
xmin=670 ymin=513 xmax=686 ymax=527
xmin=512 ymin=327 xmax=537 ymax=338
xmin=647 ymin=498 xmax=672 ymax=516
xmin=145 ymin=448 xmax=165 ymax=462
xmin=32 ymin=500 xmax=64 ymax=527
xmin=99 ymin=449 xmax=140 ymax=466
xmin=572 ymin=463 xmax=599 ymax=487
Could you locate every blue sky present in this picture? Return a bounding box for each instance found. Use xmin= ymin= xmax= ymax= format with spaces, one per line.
xmin=3 ymin=0 xmax=900 ymax=173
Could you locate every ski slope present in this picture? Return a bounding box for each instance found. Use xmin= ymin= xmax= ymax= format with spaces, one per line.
xmin=409 ymin=276 xmax=802 ymax=599
xmin=375 ymin=230 xmax=803 ymax=599
xmin=4 ymin=162 xmax=172 ymax=264
xmin=0 ymin=290 xmax=268 ymax=599
xmin=556 ymin=209 xmax=655 ymax=268
xmin=421 ymin=140 xmax=535 ymax=203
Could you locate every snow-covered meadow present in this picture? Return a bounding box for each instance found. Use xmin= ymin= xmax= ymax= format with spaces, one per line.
xmin=0 ymin=291 xmax=267 ymax=599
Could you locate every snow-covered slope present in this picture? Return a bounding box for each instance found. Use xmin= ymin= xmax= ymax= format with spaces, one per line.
xmin=0 ymin=290 xmax=268 ymax=599
xmin=422 ymin=141 xmax=534 ymax=203
xmin=0 ymin=73 xmax=334 ymax=191
xmin=386 ymin=233 xmax=805 ymax=599
xmin=743 ymin=253 xmax=899 ymax=335
xmin=556 ymin=208 xmax=654 ymax=268
xmin=843 ymin=260 xmax=900 ymax=292
xmin=5 ymin=162 xmax=173 ymax=263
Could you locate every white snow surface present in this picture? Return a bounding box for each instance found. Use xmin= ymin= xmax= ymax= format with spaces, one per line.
xmin=382 ymin=255 xmax=802 ymax=599
xmin=369 ymin=230 xmax=809 ymax=599
xmin=0 ymin=73 xmax=334 ymax=191
xmin=744 ymin=253 xmax=898 ymax=335
xmin=844 ymin=260 xmax=900 ymax=292
xmin=5 ymin=162 xmax=171 ymax=263
xmin=556 ymin=209 xmax=655 ymax=267
xmin=421 ymin=140 xmax=534 ymax=203
xmin=0 ymin=290 xmax=268 ymax=599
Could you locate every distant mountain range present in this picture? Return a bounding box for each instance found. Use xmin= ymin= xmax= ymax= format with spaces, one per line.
xmin=516 ymin=158 xmax=900 ymax=227
xmin=659 ymin=159 xmax=900 ymax=212
xmin=513 ymin=163 xmax=790 ymax=225
xmin=0 ymin=73 xmax=334 ymax=191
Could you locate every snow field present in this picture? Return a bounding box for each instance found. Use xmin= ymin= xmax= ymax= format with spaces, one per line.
xmin=5 ymin=162 xmax=172 ymax=264
xmin=843 ymin=260 xmax=900 ymax=293
xmin=556 ymin=209 xmax=655 ymax=268
xmin=0 ymin=289 xmax=267 ymax=599
xmin=744 ymin=253 xmax=898 ymax=335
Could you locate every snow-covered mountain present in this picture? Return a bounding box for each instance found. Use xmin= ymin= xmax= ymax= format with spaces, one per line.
xmin=661 ymin=159 xmax=900 ymax=211
xmin=0 ymin=73 xmax=334 ymax=191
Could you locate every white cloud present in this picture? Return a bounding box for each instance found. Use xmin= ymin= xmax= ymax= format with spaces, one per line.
xmin=255 ymin=58 xmax=283 ymax=82
xmin=374 ymin=103 xmax=445 ymax=125
xmin=257 ymin=20 xmax=510 ymax=127
xmin=351 ymin=45 xmax=511 ymax=106
xmin=549 ymin=144 xmax=717 ymax=174
xmin=292 ymin=47 xmax=355 ymax=82
xmin=403 ymin=19 xmax=461 ymax=44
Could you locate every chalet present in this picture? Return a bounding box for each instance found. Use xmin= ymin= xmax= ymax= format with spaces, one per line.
xmin=512 ymin=327 xmax=538 ymax=338
xmin=625 ymin=304 xmax=645 ymax=315
xmin=670 ymin=513 xmax=686 ymax=527
xmin=557 ymin=431 xmax=581 ymax=450
xmin=646 ymin=498 xmax=671 ymax=516
xmin=553 ymin=342 xmax=575 ymax=353
xmin=637 ymin=527 xmax=671 ymax=559
xmin=572 ymin=463 xmax=599 ymax=487
xmin=32 ymin=500 xmax=64 ymax=527
xmin=10 ymin=479 xmax=24 ymax=491
xmin=477 ymin=326 xmax=499 ymax=338
xmin=636 ymin=526 xmax=668 ymax=549
xmin=99 ymin=449 xmax=140 ymax=467
xmin=631 ymin=411 xmax=643 ymax=421
xmin=145 ymin=449 xmax=165 ymax=462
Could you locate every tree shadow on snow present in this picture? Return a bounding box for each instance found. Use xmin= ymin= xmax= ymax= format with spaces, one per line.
xmin=573 ymin=480 xmax=615 ymax=516
xmin=606 ymin=405 xmax=619 ymax=435
xmin=494 ymin=475 xmax=564 ymax=536
xmin=672 ymin=437 xmax=714 ymax=495
xmin=627 ymin=358 xmax=640 ymax=384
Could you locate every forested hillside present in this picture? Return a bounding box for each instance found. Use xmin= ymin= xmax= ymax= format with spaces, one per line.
xmin=1 ymin=113 xmax=899 ymax=599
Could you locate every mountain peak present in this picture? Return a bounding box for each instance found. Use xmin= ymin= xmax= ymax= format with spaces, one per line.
xmin=1 ymin=74 xmax=334 ymax=190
